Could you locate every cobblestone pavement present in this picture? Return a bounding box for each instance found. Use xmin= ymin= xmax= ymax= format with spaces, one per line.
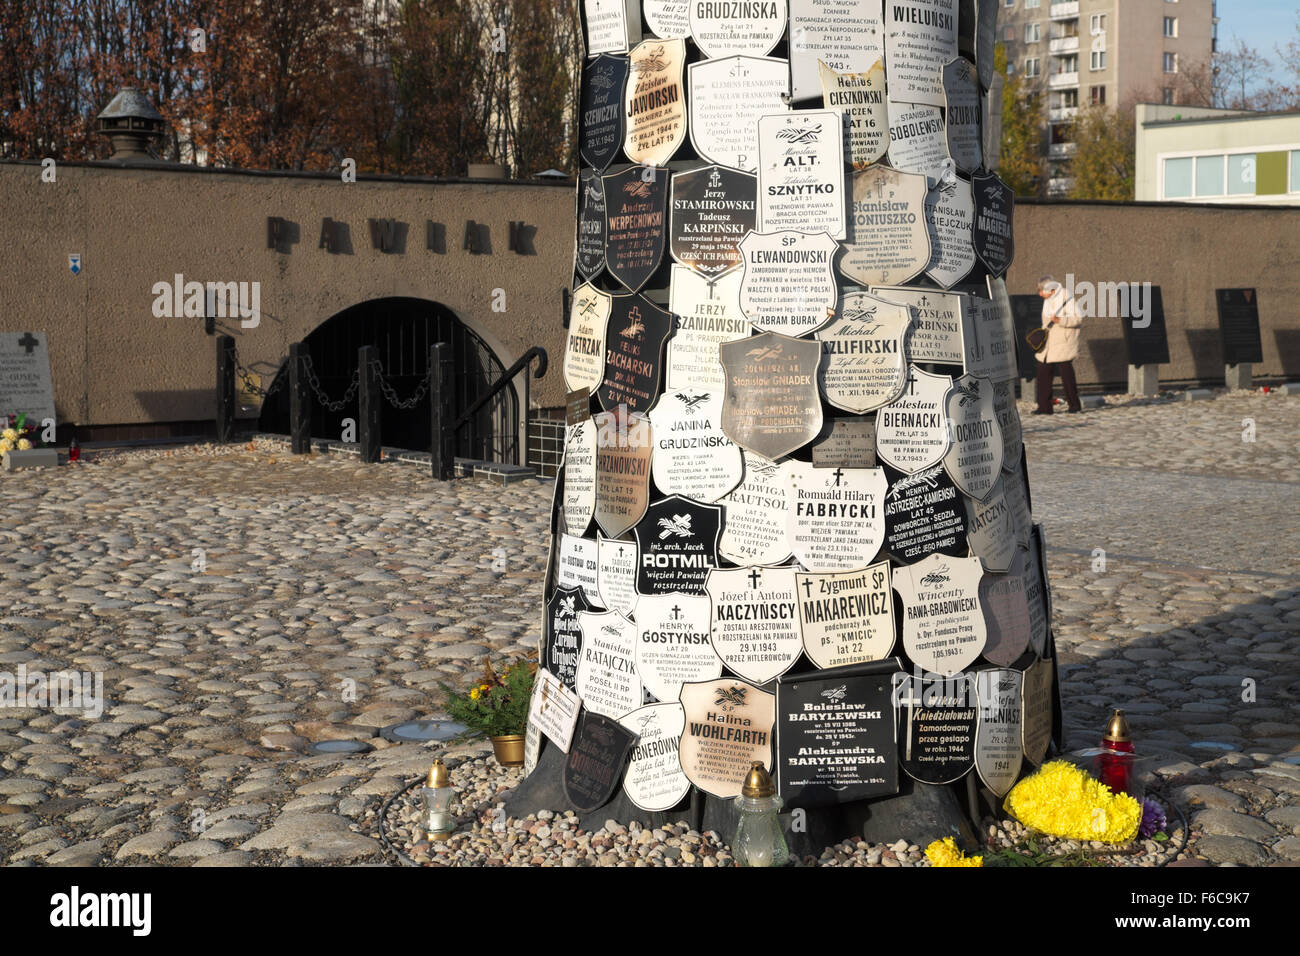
xmin=0 ymin=392 xmax=1296 ymax=867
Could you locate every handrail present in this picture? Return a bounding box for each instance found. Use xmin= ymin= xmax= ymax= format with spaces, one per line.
xmin=452 ymin=346 xmax=547 ymax=430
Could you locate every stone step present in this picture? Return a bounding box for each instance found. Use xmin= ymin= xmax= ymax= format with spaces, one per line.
xmin=472 ymin=463 xmax=536 ymax=485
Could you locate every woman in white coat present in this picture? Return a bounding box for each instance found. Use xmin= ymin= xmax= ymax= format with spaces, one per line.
xmin=1034 ymin=275 xmax=1084 ymax=415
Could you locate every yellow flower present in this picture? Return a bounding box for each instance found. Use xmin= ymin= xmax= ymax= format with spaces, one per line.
xmin=925 ymin=837 xmax=983 ymax=867
xmin=1004 ymin=760 xmax=1141 ymax=843
xmin=479 ymin=683 xmax=490 ymax=692
xmin=16 ymin=439 xmax=31 ymax=451
xmin=0 ymin=428 xmax=16 ymax=442
xmin=470 ymin=688 xmax=481 ymax=700
xmin=0 ymin=439 xmax=13 ymax=453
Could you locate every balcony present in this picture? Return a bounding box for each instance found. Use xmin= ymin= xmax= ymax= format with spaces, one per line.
xmin=1049 ymin=35 xmax=1079 ymax=54
xmin=1047 ymin=177 xmax=1076 ymax=196
xmin=1048 ymin=71 xmax=1079 ymax=89
xmin=1049 ymin=142 xmax=1077 ymax=160
xmin=1050 ymin=1 xmax=1079 ymax=19
xmin=1049 ymin=106 xmax=1079 ymax=123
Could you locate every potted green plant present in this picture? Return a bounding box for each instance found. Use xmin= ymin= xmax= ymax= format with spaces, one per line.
xmin=441 ymin=658 xmax=535 ymax=766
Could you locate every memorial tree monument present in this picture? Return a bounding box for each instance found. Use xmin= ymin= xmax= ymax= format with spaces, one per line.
xmin=509 ymin=0 xmax=1063 ymax=854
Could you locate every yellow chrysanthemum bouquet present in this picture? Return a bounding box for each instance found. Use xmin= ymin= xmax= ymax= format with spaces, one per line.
xmin=1003 ymin=759 xmax=1142 ymax=844
xmin=0 ymin=414 xmax=39 ymax=455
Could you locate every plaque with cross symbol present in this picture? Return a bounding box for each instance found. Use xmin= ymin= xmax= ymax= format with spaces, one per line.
xmin=0 ymin=331 xmax=55 ymax=425
xmin=633 ymin=592 xmax=723 ymax=702
xmin=705 ymin=565 xmax=803 ymax=684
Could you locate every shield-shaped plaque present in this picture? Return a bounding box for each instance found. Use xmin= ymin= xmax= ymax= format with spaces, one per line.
xmin=895 ymin=670 xmax=977 ymax=785
xmin=688 ymin=2 xmax=785 ymax=58
xmin=738 ymin=230 xmax=839 ymax=336
xmin=557 ymin=533 xmax=602 ymax=606
xmin=593 ymin=408 xmax=653 ymax=538
xmin=688 ymin=56 xmax=790 ymax=172
xmin=817 ymin=292 xmax=912 ymax=414
xmin=670 ymin=165 xmax=757 ymax=278
xmin=576 ymin=170 xmax=607 ymax=280
xmin=666 ymin=266 xmax=749 ymax=393
xmin=580 ymin=54 xmax=630 ymax=169
xmin=796 ymin=561 xmax=895 ymax=669
xmin=993 ymin=380 xmax=1022 ymax=473
xmin=603 ymin=166 xmax=668 ymax=292
xmin=564 ymin=283 xmax=611 ymax=393
xmin=979 ymin=549 xmax=1033 ymax=666
xmin=679 ymin=678 xmax=776 ymax=799
xmin=624 ymin=38 xmax=687 ymax=166
xmin=705 ymin=565 xmax=803 ymax=684
xmin=943 ymin=373 xmax=1004 ymax=501
xmin=967 ymin=476 xmax=1016 ymax=573
xmin=576 ymin=609 xmax=644 ymax=719
xmin=1021 ymin=656 xmax=1054 ymax=766
xmin=870 ymin=286 xmax=966 ymax=367
xmin=584 ymin=0 xmax=641 ymax=56
xmin=974 ymin=667 xmax=1024 ymax=797
xmin=648 ymin=390 xmax=743 ymax=502
xmin=563 ymin=710 xmax=638 ymax=813
xmin=562 ymin=418 xmax=597 ymax=535
xmin=893 ymin=553 xmax=987 ymax=677
xmin=972 ymin=172 xmax=1014 ymax=277
xmin=598 ymin=293 xmax=674 ymax=414
xmin=757 ymin=111 xmax=847 ymax=239
xmin=942 ymin=58 xmax=983 ymax=173
xmin=924 ymin=176 xmax=976 ymax=290
xmin=597 ymin=535 xmax=638 ymax=617
xmin=820 ymin=60 xmax=889 ymax=169
xmin=717 ymin=451 xmax=793 ymax=566
xmin=546 ymin=586 xmax=592 ymax=691
xmin=786 ymin=461 xmax=888 ymax=572
xmin=634 ymin=593 xmax=723 ymax=702
xmin=841 ymin=165 xmax=931 ymax=287
xmin=790 ymin=0 xmax=885 ymax=103
xmin=875 ymin=365 xmax=953 ymax=474
xmin=883 ymin=462 xmax=970 ymax=563
xmin=884 ymin=0 xmax=958 ymax=107
xmin=620 ymin=702 xmax=690 ymax=812
xmin=886 ymin=99 xmax=949 ymax=185
xmin=633 ymin=495 xmax=723 ymax=596
xmin=719 ymin=332 xmax=823 ymax=461
xmin=642 ymin=0 xmax=688 ymax=39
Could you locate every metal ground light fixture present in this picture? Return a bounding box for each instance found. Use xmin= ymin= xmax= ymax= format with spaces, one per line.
xmin=421 ymin=759 xmax=455 ymax=842
xmin=732 ymin=763 xmax=789 ymax=868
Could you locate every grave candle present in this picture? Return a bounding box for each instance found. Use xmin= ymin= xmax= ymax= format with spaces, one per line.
xmin=1097 ymin=708 xmax=1135 ymax=796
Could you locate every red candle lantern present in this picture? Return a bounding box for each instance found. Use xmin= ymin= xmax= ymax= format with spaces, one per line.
xmin=1098 ymin=708 xmax=1135 ymax=795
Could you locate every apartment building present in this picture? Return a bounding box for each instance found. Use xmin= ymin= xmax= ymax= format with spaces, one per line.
xmin=998 ymin=0 xmax=1217 ymax=195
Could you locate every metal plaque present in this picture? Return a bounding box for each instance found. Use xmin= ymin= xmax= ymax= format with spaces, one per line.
xmin=1217 ymin=288 xmax=1264 ymax=366
xmin=679 ymin=677 xmax=776 ymax=799
xmin=648 ymin=390 xmax=743 ymax=501
xmin=563 ymin=710 xmax=638 ymax=813
xmin=635 ymin=593 xmax=723 ymax=702
xmin=593 ymin=407 xmax=653 ymax=538
xmin=577 ymin=169 xmax=607 ymax=279
xmin=971 ymin=172 xmax=1013 ymax=277
xmin=790 ymin=0 xmax=885 ymax=102
xmin=667 ymin=266 xmax=749 ymax=393
xmin=1021 ymin=656 xmax=1053 ymax=766
xmin=633 ymin=495 xmax=723 ymax=595
xmin=576 ymin=609 xmax=644 ymax=719
xmin=875 ymin=365 xmax=953 ymax=474
xmin=886 ymin=99 xmax=949 ymax=185
xmin=776 ymin=665 xmax=899 ymax=805
xmin=584 ymin=0 xmax=641 ymax=56
xmin=564 ymin=283 xmax=611 ymax=393
xmin=597 ymin=535 xmax=639 ymax=617
xmin=567 ymin=388 xmax=593 ymax=427
xmin=530 ymin=666 xmax=583 ymax=752
xmin=603 ymin=165 xmax=669 ymax=292
xmin=620 ymin=702 xmax=690 ymax=812
xmin=924 ymin=176 xmax=976 ymax=289
xmin=580 ymin=54 xmax=630 ymax=170
xmin=757 ymin=111 xmax=847 ymax=239
xmin=598 ymin=293 xmax=674 ymax=414
xmin=942 ymin=57 xmax=982 ymax=173
xmin=983 ymin=73 xmax=1004 ymax=171
xmin=979 ymin=548 xmax=1032 ymax=666
xmin=719 ymin=331 xmax=824 ymax=461
xmin=985 ymin=277 xmax=1021 ymax=383
xmin=643 ymin=0 xmax=689 ymax=38
xmin=738 ymin=230 xmax=839 ymax=336
xmin=819 ymin=60 xmax=889 ymax=169
xmin=896 ymin=670 xmax=977 ymax=785
xmin=974 ymin=0 xmax=998 ymax=90
xmin=718 ymin=451 xmax=794 ymax=566
xmin=688 ymin=55 xmax=790 ymax=172
xmin=966 ymin=475 xmax=1016 ymax=573
xmin=688 ymin=1 xmax=786 ymax=59
xmin=562 ymin=418 xmax=598 ymax=535
xmin=974 ymin=667 xmax=1023 ymax=797
xmin=942 ymin=373 xmax=1003 ymax=501
xmin=786 ymin=461 xmax=888 ymax=572
xmin=958 ymin=295 xmax=1000 ymax=381
xmin=893 ymin=553 xmax=987 ymax=677
xmin=624 ymin=38 xmax=688 ymax=166
xmin=796 ymin=562 xmax=895 ymax=669
xmin=884 ymin=0 xmax=959 ymax=107
xmin=817 ymin=292 xmax=912 ymax=414
xmin=1024 ymin=524 xmax=1049 ymax=659
xmin=1002 ymin=457 xmax=1033 ymax=552
xmin=546 ymin=586 xmax=592 ymax=692
xmin=705 ymin=566 xmax=803 ymax=684
xmin=811 ymin=417 xmax=877 ymax=469
xmin=557 ymin=533 xmax=603 ymax=608
xmin=883 ymin=462 xmax=969 ymax=563
xmin=669 ymin=165 xmax=757 ymax=278
xmin=840 ymin=165 xmax=930 ymax=287
xmin=870 ymin=286 xmax=966 ymax=366
xmin=992 ymin=380 xmax=1022 ymax=473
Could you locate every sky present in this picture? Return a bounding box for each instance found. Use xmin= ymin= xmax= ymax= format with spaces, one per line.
xmin=1217 ymin=0 xmax=1297 ymax=78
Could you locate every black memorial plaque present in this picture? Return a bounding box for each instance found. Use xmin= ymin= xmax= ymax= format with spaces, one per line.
xmin=546 ymin=586 xmax=593 ymax=691
xmin=598 ymin=294 xmax=674 ymax=415
xmin=670 ymin=165 xmax=757 ymax=279
xmin=776 ymin=663 xmax=901 ymax=806
xmin=1216 ymin=288 xmax=1264 ymax=366
xmin=580 ymin=54 xmax=630 ymax=171
xmin=1120 ymin=286 xmax=1169 ymax=367
xmin=883 ymin=462 xmax=969 ymax=563
xmin=719 ymin=332 xmax=824 ymax=461
xmin=563 ymin=710 xmax=638 ymax=813
xmin=971 ymin=172 xmax=1014 ymax=277
xmin=633 ymin=495 xmax=722 ymax=596
xmin=603 ymin=165 xmax=669 ymax=292
xmin=576 ymin=170 xmax=607 ymax=280
xmin=895 ymin=671 xmax=977 ymax=785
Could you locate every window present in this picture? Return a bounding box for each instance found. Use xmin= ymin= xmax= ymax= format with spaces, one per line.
xmin=1007 ymin=60 xmax=1017 ymax=76
xmin=1026 ymin=23 xmax=1040 ymax=43
xmin=1195 ymin=155 xmax=1224 ymax=196
xmin=1091 ymin=50 xmax=1107 ymax=70
xmin=1162 ymin=87 xmax=1176 ymax=105
xmin=1025 ymin=58 xmax=1040 ymax=77
xmin=1228 ymin=153 xmax=1256 ymax=194
xmin=1164 ymin=17 xmax=1178 ymax=37
xmin=1292 ymin=151 xmax=1300 ymax=193
xmin=1058 ymin=88 xmax=1079 ymax=108
xmin=1059 ymin=54 xmax=1078 ymax=73
xmin=1089 ymin=85 xmax=1106 ymax=105
xmin=1164 ymin=52 xmax=1178 ymax=73
xmin=1164 ymin=158 xmax=1193 ymax=199
xmin=1025 ymin=0 xmax=1041 ymax=7
xmin=1090 ymin=13 xmax=1106 ymax=33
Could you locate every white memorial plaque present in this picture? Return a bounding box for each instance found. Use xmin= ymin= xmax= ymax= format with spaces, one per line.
xmin=986 ymin=276 xmax=1021 ymax=383
xmin=689 ymin=1 xmax=786 ymax=59
xmin=789 ymin=0 xmax=885 ymax=102
xmin=529 ymin=667 xmax=583 ymax=752
xmin=870 ymin=286 xmax=965 ymax=366
xmin=840 ymin=165 xmax=930 ymax=287
xmin=718 ymin=452 xmax=794 ymax=567
xmin=875 ymin=365 xmax=953 ymax=474
xmin=564 ymin=284 xmax=611 ymax=393
xmin=575 ymin=609 xmax=644 ymax=719
xmin=817 ymin=293 xmax=912 ymax=414
xmin=924 ymin=176 xmax=976 ymax=290
xmin=738 ymin=230 xmax=839 ymax=336
xmin=620 ymin=702 xmax=690 ymax=811
xmin=975 ymin=667 xmax=1024 ymax=797
xmin=942 ymin=58 xmax=982 ymax=173
xmin=0 ymin=331 xmax=55 ymax=426
xmin=979 ymin=549 xmax=1033 ymax=666
xmin=893 ymin=553 xmax=987 ymax=677
xmin=1021 ymin=657 xmax=1054 ymax=766
xmin=757 ymin=111 xmax=847 ymax=239
xmin=584 ymin=0 xmax=640 ymax=56
xmin=796 ymin=561 xmax=895 ymax=669
xmin=643 ymin=0 xmax=689 ymax=38
xmin=942 ymin=373 xmax=1003 ymax=501
xmin=679 ymin=678 xmax=776 ymax=799
xmin=557 ymin=534 xmax=603 ymax=606
xmin=563 ymin=419 xmax=598 ymax=535
xmin=648 ymin=390 xmax=743 ymax=501
xmin=598 ymin=535 xmax=639 ymax=617
xmin=624 ymin=38 xmax=688 ymax=166
xmin=884 ymin=0 xmax=958 ymax=107
xmin=706 ymin=566 xmax=803 ymax=684
xmin=966 ymin=476 xmax=1016 ymax=573
xmin=786 ymin=461 xmax=888 ymax=572
xmin=667 ymin=266 xmax=749 ymax=392
xmin=635 ymin=593 xmax=724 ymax=702
xmin=819 ymin=60 xmax=889 ymax=169
xmin=1003 ymin=462 xmax=1033 ymax=551
xmin=688 ymin=56 xmax=790 ymax=172
xmin=887 ymin=99 xmax=949 ymax=185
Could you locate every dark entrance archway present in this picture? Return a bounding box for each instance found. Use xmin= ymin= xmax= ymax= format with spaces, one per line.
xmin=259 ymin=297 xmax=519 ymax=462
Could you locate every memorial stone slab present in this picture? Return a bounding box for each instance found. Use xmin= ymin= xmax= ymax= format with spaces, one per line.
xmin=875 ymin=365 xmax=953 ymax=474
xmin=705 ymin=566 xmax=803 ymax=684
xmin=717 ymin=451 xmax=794 ymax=566
xmin=896 ymin=671 xmax=977 ymax=785
xmin=789 ymin=0 xmax=886 ymax=103
xmin=757 ymin=111 xmax=847 ymax=239
xmin=884 ymin=0 xmax=959 ymax=107
xmin=633 ymin=495 xmax=723 ymax=595
xmin=811 ymin=417 xmax=877 ymax=469
xmin=635 ymin=593 xmax=723 ymax=702
xmin=1021 ymin=656 xmax=1054 ymax=766
xmin=978 ymin=548 xmax=1032 ymax=666
xmin=598 ymin=535 xmax=639 ymax=617
xmin=719 ymin=331 xmax=824 ymax=461
xmin=643 ymin=0 xmax=689 ymax=39
xmin=886 ymin=99 xmax=949 ymax=185
xmin=942 ymin=57 xmax=982 ymax=172
xmin=893 ymin=553 xmax=987 ymax=677
xmin=619 ymin=702 xmax=691 ymax=812
xmin=563 ymin=710 xmax=638 ymax=812
xmin=678 ymin=678 xmax=776 ymax=799
xmin=564 ymin=283 xmax=611 ymax=393
xmin=557 ymin=534 xmax=603 ymax=607
xmin=562 ymin=419 xmax=598 ymax=535
xmin=971 ymin=172 xmax=1014 ymax=277
xmin=965 ymin=475 xmax=1016 ymax=572
xmin=669 ymin=165 xmax=757 ymax=278
xmin=738 ymin=230 xmax=839 ymax=336
xmin=624 ymin=38 xmax=687 ymax=166
xmin=667 ymin=266 xmax=749 ymax=393
xmin=786 ymin=461 xmax=888 ymax=572
xmin=840 ymin=165 xmax=931 ymax=287
xmin=819 ymin=60 xmax=889 ymax=169
xmin=648 ymin=390 xmax=743 ymax=501
xmin=580 ymin=55 xmax=631 ymax=170
xmin=598 ymin=294 xmax=674 ymax=414
xmin=688 ymin=1 xmax=786 ymax=59
xmin=870 ymin=286 xmax=965 ymax=366
xmin=584 ymin=0 xmax=641 ymax=56
xmin=1121 ymin=286 xmax=1169 ymax=367
xmin=546 ymin=586 xmax=593 ymax=691
xmin=1216 ymin=289 xmax=1264 ymax=366
xmin=924 ymin=176 xmax=976 ymax=290
xmin=883 ymin=462 xmax=969 ymax=563
xmin=593 ymin=408 xmax=653 ymax=538
xmin=603 ymin=166 xmax=669 ymax=292
xmin=796 ymin=561 xmax=896 ymax=668
xmin=575 ymin=609 xmax=644 ymax=719
xmin=688 ymin=56 xmax=790 ymax=173
xmin=974 ymin=667 xmax=1024 ymax=797
xmin=0 ymin=332 xmax=54 ymax=425
xmin=942 ymin=373 xmax=1003 ymax=501
xmin=817 ymin=292 xmax=912 ymax=414
xmin=576 ymin=170 xmax=607 ymax=280
xmin=530 ymin=666 xmax=583 ymax=752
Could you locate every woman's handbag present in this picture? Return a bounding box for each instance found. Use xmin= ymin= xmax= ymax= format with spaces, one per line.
xmin=1025 ymin=327 xmax=1048 ymax=353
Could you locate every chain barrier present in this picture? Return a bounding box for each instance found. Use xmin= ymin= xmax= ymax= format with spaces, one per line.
xmin=232 ymin=348 xmax=285 ymax=400
xmin=370 ymin=359 xmax=432 ymax=410
xmin=301 ymin=355 xmax=360 ymax=412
